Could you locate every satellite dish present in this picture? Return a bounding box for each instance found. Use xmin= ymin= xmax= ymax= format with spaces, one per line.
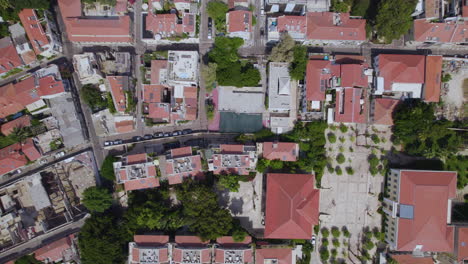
xmin=142 ymin=3 xmax=148 ymax=10
xmin=154 ymin=34 xmax=161 ymax=40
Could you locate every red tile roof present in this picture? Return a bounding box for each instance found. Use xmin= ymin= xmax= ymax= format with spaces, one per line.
xmin=58 ymin=0 xmax=132 ymax=43
xmin=305 ymin=60 xmax=333 ymax=101
xmin=216 ymin=236 xmax=252 ymax=245
xmin=126 ymin=153 xmax=148 ymax=164
xmin=182 ymin=13 xmax=196 ymax=34
xmin=148 ymin=103 xmax=171 ymax=120
xmin=457 ymin=227 xmax=468 ymax=262
xmin=107 ymin=76 xmax=127 ymax=113
xmin=171 ymin=146 xmax=193 ymax=158
xmin=115 ymin=120 xmax=134 ymax=133
xmin=0 ymin=143 xmax=27 ymax=175
xmin=263 ymin=142 xmax=298 ymax=162
xmin=334 ymin=87 xmax=366 ymax=124
xmin=464 ymin=1 xmax=468 ymax=17
xmin=220 ymin=144 xmax=245 ymax=154
xmin=396 ymin=170 xmax=457 ymax=252
xmin=150 ymin=60 xmax=168 ymax=85
xmin=424 ymin=55 xmax=442 ymax=102
xmin=38 ymin=75 xmax=65 ymax=96
xmin=277 ymin=15 xmax=307 ymax=34
xmin=143 ymin=84 xmax=164 ymax=103
xmin=166 ymin=155 xmax=203 ymax=184
xmin=228 ymin=10 xmax=252 ymax=33
xmin=34 ymin=236 xmax=72 ymax=262
xmin=18 ymin=9 xmax=50 ymax=55
xmin=0 ymin=83 xmax=28 ymax=118
xmin=306 ymin=12 xmax=366 ymax=41
xmin=124 ymin=177 xmax=160 ymax=191
xmin=22 ymin=138 xmax=41 ymax=161
xmin=175 ymin=235 xmax=208 ymax=245
xmin=255 ymin=248 xmax=292 ymax=264
xmin=373 ymin=98 xmax=399 ymax=126
xmin=0 ymin=37 xmax=23 ymax=74
xmin=1 ymin=115 xmax=31 ymax=136
xmin=265 ymin=173 xmax=320 ymax=239
xmin=173 ymin=247 xmax=211 ymax=264
xmin=377 ymin=54 xmax=426 ymax=91
xmin=134 ymin=235 xmax=169 ymax=244
xmin=146 ymin=13 xmax=183 ymax=36
xmin=390 ymin=255 xmax=434 ymax=264
xmin=340 ymin=63 xmax=368 ymax=88
xmin=414 ymin=19 xmax=468 ymax=43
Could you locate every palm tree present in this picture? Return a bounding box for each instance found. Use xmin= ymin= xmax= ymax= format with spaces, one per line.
xmin=10 ymin=126 xmax=31 ymax=143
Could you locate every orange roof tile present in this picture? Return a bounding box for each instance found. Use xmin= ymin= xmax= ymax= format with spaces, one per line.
xmin=115 ymin=120 xmax=134 ymax=133
xmin=228 ymin=10 xmax=252 ymax=33
xmin=265 ymin=173 xmax=319 ymax=239
xmin=150 ymin=60 xmax=168 ymax=85
xmin=18 ymin=9 xmax=50 ymax=55
xmin=124 ymin=177 xmax=160 ymax=191
xmin=334 ymin=87 xmax=366 ymax=124
xmin=390 ymin=254 xmax=434 ymax=264
xmin=255 ymin=248 xmax=292 ymax=264
xmin=1 ymin=115 xmax=31 ymax=136
xmin=0 ymin=37 xmax=23 ymax=74
xmin=134 ymin=235 xmax=169 ymax=244
xmin=457 ymin=227 xmax=468 ymax=262
xmin=424 ymin=55 xmax=442 ymax=102
xmin=263 ymin=142 xmax=298 ymax=162
xmin=216 ymin=236 xmax=252 ymax=245
xmin=22 ymin=138 xmax=41 ymax=161
xmin=277 ymin=15 xmax=307 ymax=34
xmin=126 ymin=153 xmax=147 ymax=164
xmin=107 ymin=76 xmax=127 ymax=113
xmin=377 ymin=54 xmax=425 ymax=91
xmin=170 ymin=146 xmax=192 ymax=158
xmin=373 ymin=98 xmax=399 ymax=126
xmin=34 ymin=236 xmax=72 ymax=262
xmin=397 ymin=170 xmax=457 ymax=252
xmin=306 ymin=12 xmax=366 ymax=41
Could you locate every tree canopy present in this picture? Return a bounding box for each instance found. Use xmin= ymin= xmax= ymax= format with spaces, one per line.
xmin=289 ymin=45 xmax=307 ymax=80
xmin=177 ymin=180 xmax=233 ymax=241
xmin=80 ymin=84 xmax=107 ymax=110
xmin=208 ymin=37 xmax=261 ymax=87
xmin=78 ymin=214 xmax=128 ymax=264
xmin=14 ymin=254 xmax=42 ymax=264
xmin=207 ymin=0 xmax=229 ymax=32
xmin=269 ymin=34 xmax=295 ymax=63
xmin=82 ymin=186 xmax=113 ymax=213
xmin=218 ymin=174 xmax=241 ymax=192
xmin=0 ymin=0 xmax=50 ymax=22
xmin=100 ymin=155 xmax=117 ymax=181
xmin=375 ymin=0 xmax=417 ymax=43
xmin=392 ymin=100 xmax=462 ymax=159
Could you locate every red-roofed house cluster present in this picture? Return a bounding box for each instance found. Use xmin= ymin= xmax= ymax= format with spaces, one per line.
xmin=143 ymin=50 xmax=198 ymax=125
xmin=143 ymin=0 xmax=197 ymax=43
xmin=164 ymin=146 xmax=203 ymax=185
xmin=58 ymin=0 xmax=132 ymax=43
xmin=0 ymin=64 xmax=66 ymax=118
xmin=128 ymin=235 xmax=300 ymax=264
xmin=267 ymin=12 xmax=366 ymax=43
xmin=0 ymin=37 xmax=25 ymax=77
xmin=114 ymin=153 xmax=160 ymax=191
xmin=208 ymin=144 xmax=258 ymax=175
xmin=0 ymin=139 xmax=41 ymax=176
xmin=304 ymin=55 xmax=372 ymax=124
xmin=227 ymin=9 xmax=253 ymax=42
xmin=18 ymin=9 xmax=61 ymax=58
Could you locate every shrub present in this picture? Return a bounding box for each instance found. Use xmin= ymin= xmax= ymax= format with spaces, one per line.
xmin=322 ymin=238 xmax=329 ymax=247
xmin=327 ymin=164 xmax=335 ymax=173
xmin=330 ymin=248 xmax=338 ymax=258
xmin=82 ymin=187 xmax=113 ymax=213
xmin=442 ymin=73 xmax=452 ymax=82
xmin=319 ymin=247 xmax=330 ymax=262
xmin=364 ymin=240 xmax=374 ymax=250
xmin=339 ymin=137 xmax=346 ymax=143
xmin=336 ymin=153 xmax=345 ymax=164
xmin=327 ymin=133 xmax=337 ymax=143
xmin=335 ymin=166 xmax=343 ymax=175
xmin=371 ymin=134 xmax=380 ymax=144
xmin=332 ymin=239 xmax=340 ymax=247
xmin=321 ymin=227 xmax=330 ymax=238
xmin=342 ymin=227 xmax=351 ymax=238
xmin=331 ymin=226 xmax=341 ymax=238
xmin=101 ymin=155 xmax=117 ymax=181
xmin=346 ymin=167 xmax=355 ymax=175
xmin=339 ymin=124 xmax=348 ymax=133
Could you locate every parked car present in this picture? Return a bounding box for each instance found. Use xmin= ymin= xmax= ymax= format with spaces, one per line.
xmin=311 ymin=235 xmax=316 ymax=245
xmin=172 ymin=130 xmax=181 ymax=136
xmin=163 ymin=132 xmax=171 ymax=137
xmin=133 ymin=136 xmax=143 ymax=141
xmin=143 ymin=134 xmax=153 ymax=140
xmin=154 ymin=132 xmax=164 ymax=138
xmin=113 ymin=139 xmax=123 ymax=145
xmin=182 ymin=129 xmax=193 ymax=135
xmin=104 ymin=141 xmax=113 ymax=146
xmin=55 ymin=151 xmax=65 ymax=159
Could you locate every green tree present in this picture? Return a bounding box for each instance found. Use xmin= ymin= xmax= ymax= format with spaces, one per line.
xmin=342 ymin=226 xmax=351 ymax=237
xmin=218 ymin=174 xmax=241 ymax=192
xmin=232 ymin=229 xmax=247 ymax=242
xmin=269 ymin=33 xmax=295 ymax=62
xmin=331 ymin=0 xmax=351 ymax=12
xmin=15 ymin=254 xmax=42 ymax=264
xmin=375 ymin=0 xmax=418 ymax=43
xmin=177 ymin=180 xmax=233 ymax=240
xmin=336 ymin=153 xmax=345 ymax=164
xmin=82 ymin=187 xmax=113 ymax=213
xmin=80 ymin=84 xmax=106 ymax=109
xmin=327 ymin=133 xmax=337 ymax=143
xmin=0 ymin=23 xmax=9 ymax=37
xmin=289 ymin=45 xmax=307 ymax=80
xmin=321 ymin=227 xmax=330 ymax=238
xmin=351 ymin=0 xmax=371 ymax=16
xmin=101 ymin=155 xmax=117 ymax=181
xmin=393 ymin=100 xmax=462 ymax=158
xmin=201 ymin=63 xmax=217 ymax=92
xmin=9 ymin=126 xmax=31 ymax=143
xmin=331 ymin=226 xmax=341 ymax=237
xmin=78 ymin=215 xmax=127 ymax=264
xmin=207 ymin=0 xmax=229 ymax=32
xmin=445 ymin=155 xmax=468 ymax=189
xmin=441 ymin=73 xmax=452 ymax=83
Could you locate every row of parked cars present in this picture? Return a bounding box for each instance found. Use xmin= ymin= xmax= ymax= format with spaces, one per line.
xmin=104 ymin=129 xmax=194 ymax=146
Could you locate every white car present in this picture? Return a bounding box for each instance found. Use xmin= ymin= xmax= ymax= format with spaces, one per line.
xmin=55 ymin=151 xmax=65 ymax=159
xmin=311 ymin=235 xmax=316 ymax=245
